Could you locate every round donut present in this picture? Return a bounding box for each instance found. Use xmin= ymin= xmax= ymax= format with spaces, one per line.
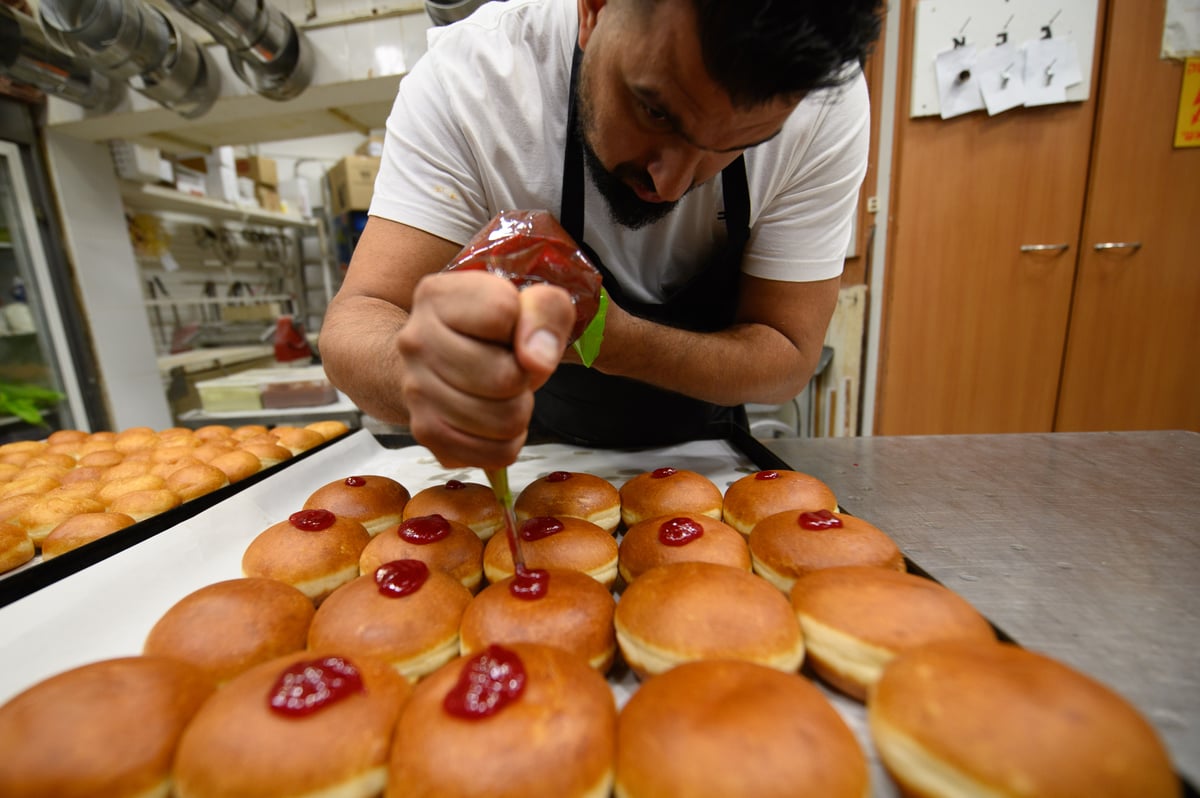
xmin=308 ymin=561 xmax=472 ymax=682
xmin=238 ymin=439 xmax=293 ymax=468
xmin=173 ymin=651 xmax=411 ymax=798
xmin=722 ymin=469 xmax=838 ymax=536
xmin=270 ymin=425 xmax=326 ymax=455
xmin=13 ymin=495 xmax=105 ymax=546
xmin=618 ymin=512 xmax=750 ymax=584
xmin=0 ymin=493 xmax=39 ymax=525
xmin=77 ymin=449 xmax=125 ymax=469
xmin=242 ymin=509 xmax=371 ymax=603
xmin=459 ymin=568 xmax=617 ymax=672
xmin=303 ymin=475 xmax=411 ymax=536
xmin=192 ymin=424 xmax=233 ymax=442
xmin=0 ymin=656 xmax=213 ymax=798
xmin=749 ymin=509 xmax=905 ymax=592
xmin=403 ymin=479 xmax=504 ymax=541
xmin=144 ymin=577 xmax=315 ymax=685
xmin=0 ymin=462 xmax=20 ymax=482
xmin=483 ymin=515 xmax=618 ymax=589
xmin=108 ymin=488 xmax=181 ymax=522
xmin=614 ymin=561 xmax=805 ymax=678
xmin=619 ymin=467 xmax=724 ymax=527
xmin=40 ymin=512 xmax=136 ymax=560
xmin=113 ymin=428 xmax=159 ymax=454
xmin=0 ymin=475 xmax=60 ymax=501
xmin=231 ymin=424 xmax=270 ymax=440
xmin=45 ymin=428 xmax=88 ymax=448
xmin=514 ymin=470 xmax=621 ymax=533
xmin=790 ymin=566 xmax=996 ymax=700
xmin=305 ymin=420 xmax=351 ymax=441
xmin=616 ymin=659 xmax=869 ymax=798
xmin=0 ymin=520 xmax=34 ymax=574
xmin=359 ymin=514 xmax=483 ymax=592
xmin=869 ymin=641 xmax=1181 ymax=798
xmin=96 ymin=473 xmax=166 ymax=505
xmin=208 ymin=449 xmax=263 ymax=483
xmin=165 ymin=462 xmax=230 ymax=502
xmin=387 ymin=643 xmax=616 ymax=798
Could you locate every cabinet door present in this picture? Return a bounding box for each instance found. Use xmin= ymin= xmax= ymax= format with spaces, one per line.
xmin=1055 ymin=0 xmax=1200 ymax=431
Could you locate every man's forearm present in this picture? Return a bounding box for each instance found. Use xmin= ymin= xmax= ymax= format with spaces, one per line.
xmin=320 ymin=294 xmax=412 ymax=424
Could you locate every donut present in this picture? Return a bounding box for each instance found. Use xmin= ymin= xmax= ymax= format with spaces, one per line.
xmin=208 ymin=449 xmax=263 ymax=483
xmin=75 ymin=436 xmax=117 ymax=458
xmin=13 ymin=495 xmax=105 ymax=546
xmin=0 ymin=439 xmax=46 ymax=459
xmin=303 ymin=475 xmax=411 ymax=536
xmin=77 ymin=449 xmax=125 ymax=469
xmin=614 ymin=561 xmax=805 ymax=678
xmin=403 ymin=479 xmax=504 ymax=541
xmin=165 ymin=462 xmax=230 ymax=502
xmin=40 ymin=512 xmax=136 ymax=560
xmin=749 ymin=509 xmax=905 ymax=592
xmin=387 ymin=643 xmax=615 ymax=798
xmin=722 ymin=469 xmax=838 ymax=535
xmin=144 ymin=577 xmax=315 ymax=685
xmin=0 ymin=475 xmax=60 ymax=501
xmin=108 ymin=488 xmax=182 ymax=522
xmin=242 ymin=509 xmax=371 ymax=603
xmin=0 ymin=656 xmax=213 ymax=798
xmin=47 ymin=480 xmax=103 ymax=503
xmin=150 ymin=456 xmax=203 ymax=482
xmin=619 ymin=467 xmax=724 ymax=527
xmin=618 ymin=512 xmax=750 ymax=584
xmin=188 ymin=441 xmax=235 ymax=464
xmin=514 ymin=470 xmax=621 ymax=533
xmin=790 ymin=566 xmax=996 ymax=700
xmin=45 ymin=428 xmax=88 ymax=448
xmin=97 ymin=459 xmax=152 ymax=483
xmin=113 ymin=427 xmax=159 ymax=454
xmin=0 ymin=462 xmax=20 ymax=482
xmin=308 ymin=560 xmax=472 ymax=682
xmin=192 ymin=424 xmax=233 ymax=441
xmin=0 ymin=493 xmax=39 ymax=525
xmin=231 ymin=424 xmax=270 ymax=440
xmin=238 ymin=439 xmax=293 ymax=468
xmin=869 ymin=640 xmax=1181 ymax=798
xmin=173 ymin=651 xmax=411 ymax=798
xmin=483 ymin=515 xmax=619 ymax=589
xmin=27 ymin=452 xmax=76 ymax=470
xmin=359 ymin=514 xmax=484 ymax=592
xmin=270 ymin=425 xmax=326 ymax=455
xmin=459 ymin=568 xmax=617 ymax=672
xmin=616 ymin=660 xmax=869 ymax=798
xmin=0 ymin=520 xmax=34 ymax=574
xmin=305 ymin=420 xmax=350 ymax=441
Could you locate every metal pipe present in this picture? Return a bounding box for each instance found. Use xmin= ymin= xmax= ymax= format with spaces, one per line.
xmin=0 ymin=5 xmax=123 ymax=111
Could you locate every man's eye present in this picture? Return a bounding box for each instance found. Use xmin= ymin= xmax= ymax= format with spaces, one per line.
xmin=640 ymin=101 xmax=670 ymax=125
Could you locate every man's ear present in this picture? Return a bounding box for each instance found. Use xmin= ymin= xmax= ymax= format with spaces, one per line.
xmin=577 ymin=0 xmax=606 ymax=50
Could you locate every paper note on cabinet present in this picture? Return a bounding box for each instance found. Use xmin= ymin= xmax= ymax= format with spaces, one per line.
xmin=935 ymin=45 xmax=985 ymax=118
xmin=977 ymin=42 xmax=1027 ymax=115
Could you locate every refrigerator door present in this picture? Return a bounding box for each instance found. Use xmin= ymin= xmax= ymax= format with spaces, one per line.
xmin=0 ymin=139 xmax=87 ymax=434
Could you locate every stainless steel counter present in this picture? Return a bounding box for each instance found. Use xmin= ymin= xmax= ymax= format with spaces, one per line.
xmin=766 ymin=430 xmax=1200 ymax=786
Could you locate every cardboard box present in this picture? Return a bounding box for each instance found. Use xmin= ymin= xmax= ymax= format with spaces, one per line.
xmin=327 ymin=156 xmax=380 ymax=217
xmin=255 ymin=184 xmax=282 ymax=212
xmin=239 ymin=155 xmax=278 ymax=187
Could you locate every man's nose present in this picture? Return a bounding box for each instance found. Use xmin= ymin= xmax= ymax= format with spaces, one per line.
xmin=647 ymin=145 xmax=704 ymax=202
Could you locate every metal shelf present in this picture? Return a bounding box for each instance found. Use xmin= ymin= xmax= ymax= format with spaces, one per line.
xmin=119 ymin=182 xmax=317 ymax=228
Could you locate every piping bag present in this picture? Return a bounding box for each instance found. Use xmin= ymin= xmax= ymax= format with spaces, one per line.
xmin=443 ymin=210 xmax=606 ymax=579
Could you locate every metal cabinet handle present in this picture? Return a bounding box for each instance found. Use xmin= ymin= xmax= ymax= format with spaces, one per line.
xmin=1020 ymin=243 xmax=1071 ymax=253
xmin=1093 ymin=242 xmax=1142 ymax=252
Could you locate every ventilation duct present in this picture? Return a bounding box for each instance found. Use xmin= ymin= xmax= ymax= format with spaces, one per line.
xmin=162 ymin=0 xmax=313 ymax=101
xmin=0 ymin=5 xmax=123 ymax=111
xmin=425 ymin=0 xmax=493 ymax=27
xmin=38 ymin=0 xmax=219 ymax=119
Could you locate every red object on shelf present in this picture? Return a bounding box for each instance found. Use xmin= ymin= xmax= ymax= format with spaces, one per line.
xmin=273 ymin=315 xmax=313 ymax=364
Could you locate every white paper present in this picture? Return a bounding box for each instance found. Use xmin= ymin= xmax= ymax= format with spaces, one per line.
xmin=1163 ymin=0 xmax=1200 ymax=58
xmin=976 ymin=42 xmax=1027 ymax=116
xmin=1023 ymin=36 xmax=1083 ymax=106
xmin=935 ymin=45 xmax=986 ymax=119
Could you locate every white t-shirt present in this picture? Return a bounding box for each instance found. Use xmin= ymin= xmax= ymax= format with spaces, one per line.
xmin=370 ymin=0 xmax=870 ymax=304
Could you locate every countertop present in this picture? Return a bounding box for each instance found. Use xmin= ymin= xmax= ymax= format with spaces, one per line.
xmin=765 ymin=430 xmax=1200 ymax=786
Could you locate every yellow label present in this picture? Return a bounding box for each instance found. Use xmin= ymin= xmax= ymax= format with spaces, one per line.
xmin=1176 ymin=58 xmax=1200 ymax=148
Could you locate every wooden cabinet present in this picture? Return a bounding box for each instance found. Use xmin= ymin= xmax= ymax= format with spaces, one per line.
xmin=876 ymin=0 xmax=1200 ymax=434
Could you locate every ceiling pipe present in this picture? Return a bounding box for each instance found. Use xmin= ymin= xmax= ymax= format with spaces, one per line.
xmin=0 ymin=5 xmax=124 ymax=112
xmin=162 ymin=0 xmax=314 ymax=101
xmin=38 ymin=0 xmax=220 ymax=119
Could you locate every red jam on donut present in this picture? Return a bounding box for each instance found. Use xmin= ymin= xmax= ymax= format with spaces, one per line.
xmin=658 ymin=517 xmax=703 ymax=546
xmin=344 ymin=476 xmax=367 ymax=487
xmin=509 ymin=565 xmax=550 ymax=600
xmin=755 ymin=470 xmax=781 ymax=481
xmin=443 ymin=644 xmax=527 ymax=719
xmin=375 ymin=559 xmax=430 ymax=597
xmin=444 ymin=479 xmax=466 ymax=490
xmin=268 ymin=656 xmax=364 ymax=717
xmin=651 ymin=467 xmax=678 ymax=478
xmin=799 ymin=509 xmax=843 ymax=530
xmin=519 ymin=517 xmax=564 ymax=542
xmin=546 ymin=471 xmax=572 ymax=483
xmin=398 ymin=514 xmax=452 ymax=544
xmin=289 ymin=509 xmax=336 ymax=531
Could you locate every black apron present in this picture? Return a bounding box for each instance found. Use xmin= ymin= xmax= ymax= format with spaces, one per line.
xmin=532 ymin=46 xmax=751 ymax=448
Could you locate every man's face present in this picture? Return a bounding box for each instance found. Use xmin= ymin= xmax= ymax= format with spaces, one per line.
xmin=575 ymin=0 xmax=798 ymax=229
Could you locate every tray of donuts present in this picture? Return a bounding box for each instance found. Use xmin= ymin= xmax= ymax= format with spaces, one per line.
xmin=0 ymin=420 xmax=353 ymax=603
xmin=0 ymin=429 xmax=1186 ymax=797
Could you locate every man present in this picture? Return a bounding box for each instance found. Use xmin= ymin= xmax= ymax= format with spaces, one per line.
xmin=321 ymin=0 xmax=882 ymax=468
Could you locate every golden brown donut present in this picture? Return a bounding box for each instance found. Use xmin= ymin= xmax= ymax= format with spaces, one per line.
xmin=77 ymin=449 xmax=125 ymax=469
xmin=27 ymin=452 xmax=77 ymax=470
xmin=149 ymin=456 xmax=205 ymax=481
xmin=303 ymin=474 xmax=411 ymax=536
xmin=13 ymin=495 xmax=105 ymax=545
xmin=108 ymin=488 xmax=182 ymax=522
xmin=208 ymin=449 xmax=263 ymax=483
xmin=614 ymin=561 xmax=805 ymax=678
xmin=359 ymin=514 xmax=484 ymax=592
xmin=0 ymin=475 xmax=60 ymax=501
xmin=0 ymin=462 xmax=20 ymax=482
xmin=0 ymin=656 xmax=213 ymax=798
xmin=76 ymin=436 xmax=117 ymax=458
xmin=618 ymin=512 xmax=750 ymax=584
xmin=790 ymin=566 xmax=996 ymax=701
xmin=483 ymin=515 xmax=619 ymax=589
xmin=0 ymin=520 xmax=34 ymax=574
xmin=188 ymin=441 xmax=235 ymax=464
xmin=0 ymin=493 xmax=39 ymax=524
xmin=47 ymin=479 xmax=103 ymax=503
xmin=403 ymin=479 xmax=504 ymax=541
xmin=308 ymin=561 xmax=472 ymax=682
xmin=270 ymin=425 xmax=326 ymax=455
xmin=144 ymin=577 xmax=315 ymax=685
xmin=165 ymin=462 xmax=230 ymax=502
xmin=459 ymin=568 xmax=617 ymax=672
xmin=238 ymin=440 xmax=293 ymax=468
xmin=749 ymin=509 xmax=905 ymax=592
xmin=722 ymin=469 xmax=838 ymax=535
xmin=0 ymin=439 xmax=47 ymax=458
xmin=45 ymin=428 xmax=89 ymax=448
xmin=619 ymin=467 xmax=724 ymax=527
xmin=173 ymin=651 xmax=411 ymax=798
xmin=869 ymin=641 xmax=1181 ymax=798
xmin=96 ymin=473 xmax=166 ymax=505
xmin=242 ymin=509 xmax=371 ymax=603
xmin=113 ymin=427 xmax=159 ymax=454
xmin=387 ymin=643 xmax=616 ymax=798
xmin=192 ymin=424 xmax=234 ymax=441
xmin=231 ymin=424 xmax=270 ymax=440
xmin=40 ymin=512 xmax=136 ymax=560
xmin=514 ymin=470 xmax=621 ymax=533
xmin=616 ymin=659 xmax=869 ymax=798
xmin=305 ymin=420 xmax=351 ymax=441
xmin=97 ymin=459 xmax=152 ymax=483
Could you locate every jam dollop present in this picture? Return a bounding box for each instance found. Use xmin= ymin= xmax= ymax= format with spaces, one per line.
xmin=546 ymin=470 xmax=573 ymax=483
xmin=444 ymin=479 xmax=466 ymax=490
xmin=344 ymin=476 xmax=367 ymax=487
xmin=651 ymin=467 xmax=678 ymax=478
xmin=375 ymin=559 xmax=429 ymax=597
xmin=443 ymin=644 xmax=527 ymax=719
xmin=799 ymin=509 xmax=843 ymax=530
xmin=398 ymin=514 xmax=452 ymax=544
xmin=755 ymin=470 xmax=781 ymax=481
xmin=519 ymin=516 xmax=564 ymax=542
xmin=268 ymin=656 xmax=364 ymax=717
xmin=658 ymin=517 xmax=704 ymax=546
xmin=509 ymin=565 xmax=550 ymax=600
xmin=289 ymin=508 xmax=336 ymax=531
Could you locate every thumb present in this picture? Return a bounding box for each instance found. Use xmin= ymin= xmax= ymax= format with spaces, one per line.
xmin=514 ymin=284 xmax=575 ymax=387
